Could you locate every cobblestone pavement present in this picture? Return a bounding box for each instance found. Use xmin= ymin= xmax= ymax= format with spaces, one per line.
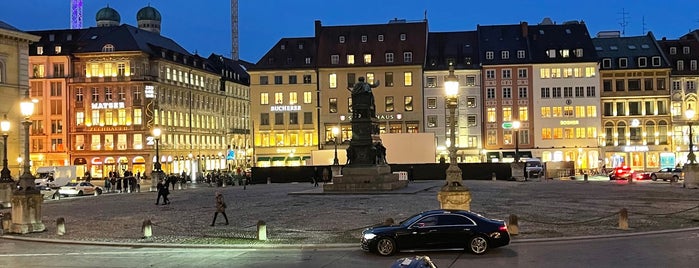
xmin=3 ymin=179 xmax=699 ymax=245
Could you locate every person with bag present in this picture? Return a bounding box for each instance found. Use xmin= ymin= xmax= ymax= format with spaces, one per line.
xmin=210 ymin=192 xmax=229 ymax=226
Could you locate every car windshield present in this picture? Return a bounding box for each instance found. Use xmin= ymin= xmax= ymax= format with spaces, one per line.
xmin=64 ymin=183 xmax=78 ymax=186
xmin=399 ymin=212 xmax=426 ymax=227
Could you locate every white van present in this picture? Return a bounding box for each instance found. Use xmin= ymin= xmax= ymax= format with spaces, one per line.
xmin=524 ymin=158 xmax=544 ymax=178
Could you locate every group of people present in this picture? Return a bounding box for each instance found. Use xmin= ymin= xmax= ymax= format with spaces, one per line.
xmin=103 ymin=170 xmax=140 ymax=193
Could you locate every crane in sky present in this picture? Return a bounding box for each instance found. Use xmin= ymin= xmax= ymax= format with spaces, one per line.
xmin=70 ymin=0 xmax=83 ymax=29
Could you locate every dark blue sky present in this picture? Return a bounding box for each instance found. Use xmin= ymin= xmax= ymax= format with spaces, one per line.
xmin=1 ymin=0 xmax=698 ymax=63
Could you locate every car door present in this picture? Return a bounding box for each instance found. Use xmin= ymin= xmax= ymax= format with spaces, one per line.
xmin=80 ymin=182 xmax=93 ymax=194
xmin=399 ymin=215 xmax=441 ymax=250
xmin=434 ymin=214 xmax=476 ymax=248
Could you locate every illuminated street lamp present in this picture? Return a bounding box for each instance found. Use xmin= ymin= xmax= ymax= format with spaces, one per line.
xmin=687 ymin=108 xmax=696 ymax=164
xmin=332 ymin=127 xmax=340 ymax=165
xmin=1 ymin=115 xmax=11 ymax=182
xmin=17 ymin=97 xmax=35 ymax=192
xmin=512 ymin=120 xmax=521 ymax=162
xmin=153 ymin=127 xmax=162 ymax=171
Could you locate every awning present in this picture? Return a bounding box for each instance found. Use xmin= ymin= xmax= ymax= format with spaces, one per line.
xmin=302 ymin=156 xmax=311 ymax=160
xmin=486 ymin=152 xmax=500 ymax=159
xmin=257 ymin=157 xmax=270 ymax=162
xmin=286 ymin=156 xmax=301 ymax=161
xmin=73 ymin=158 xmax=87 ymax=165
xmin=503 ymin=151 xmax=532 ymax=158
xmin=271 ymin=156 xmax=286 ymax=162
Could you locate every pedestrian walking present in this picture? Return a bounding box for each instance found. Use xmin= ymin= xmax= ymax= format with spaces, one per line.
xmin=210 ymin=192 xmax=228 ymax=226
xmin=408 ymin=165 xmax=415 ymax=183
xmin=155 ymin=180 xmax=168 ymax=205
xmin=104 ymin=177 xmax=111 ymax=193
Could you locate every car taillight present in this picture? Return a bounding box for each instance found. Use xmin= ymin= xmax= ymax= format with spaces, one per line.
xmin=498 ymin=225 xmax=508 ymax=232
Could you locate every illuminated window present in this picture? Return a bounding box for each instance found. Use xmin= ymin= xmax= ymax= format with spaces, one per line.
xmin=563 ymin=107 xmax=574 ymax=117
xmin=552 ymin=107 xmax=562 ymax=117
xmin=487 ymin=130 xmax=497 ymax=145
xmin=519 ymin=107 xmax=528 ymax=121
xmin=260 ymin=93 xmax=270 ymax=105
xmin=427 ymin=115 xmax=437 ymax=128
xmin=76 ymin=112 xmax=84 ymax=125
xmin=404 ymin=72 xmax=412 ymax=86
xmin=303 ymin=91 xmax=312 ymax=104
xmin=502 ymin=107 xmax=512 ymax=121
xmin=564 ymin=128 xmax=575 ymax=139
xmin=540 ymin=68 xmax=550 ymax=79
xmin=133 ymin=109 xmax=142 ymax=125
xmin=504 ymin=130 xmax=513 ymax=145
xmin=329 ymin=98 xmax=337 ymax=113
xmin=289 ymin=92 xmax=298 ymax=105
xmin=542 ymin=128 xmax=552 ymax=139
xmin=541 ymin=107 xmax=551 ymax=117
xmin=487 ymin=108 xmax=496 ymax=122
xmin=104 ymin=134 xmax=113 ymax=150
xmin=364 ymin=54 xmax=372 ymax=64
xmin=75 ymin=135 xmax=84 ymax=150
xmin=275 ymin=92 xmax=283 ymax=104
xmin=553 ymin=128 xmax=563 ymax=139
xmin=366 ymin=72 xmax=375 ymax=84
xmin=404 ymin=96 xmax=413 ymax=111
xmin=92 ymin=110 xmax=100 ymax=125
xmin=329 ymin=73 xmax=337 ymax=88
xmin=118 ymin=109 xmax=126 ymax=125
xmin=133 ymin=134 xmax=142 ymax=150
xmin=347 ymin=55 xmax=354 ymax=64
xmin=385 ymin=96 xmax=394 ymax=112
xmin=575 ymin=106 xmax=586 ymax=118
xmin=91 ymin=134 xmax=101 ymax=150
xmin=427 ymin=98 xmax=437 ymax=109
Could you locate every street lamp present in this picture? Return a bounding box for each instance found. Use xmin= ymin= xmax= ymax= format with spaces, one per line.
xmin=512 ymin=120 xmax=521 ymax=162
xmin=1 ymin=115 xmax=11 ymax=182
xmin=17 ymin=97 xmax=36 ymax=192
xmin=153 ymin=127 xmax=162 ymax=171
xmin=332 ymin=127 xmax=340 ymax=165
xmin=686 ymin=108 xmax=695 ymax=164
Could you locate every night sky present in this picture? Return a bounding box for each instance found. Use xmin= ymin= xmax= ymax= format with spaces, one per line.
xmin=1 ymin=0 xmax=698 ymax=63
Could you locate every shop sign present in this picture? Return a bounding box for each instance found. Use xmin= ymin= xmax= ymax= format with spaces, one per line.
xmin=560 ymin=120 xmax=580 ymax=126
xmin=345 ymin=114 xmax=400 ymax=120
xmin=276 ymin=148 xmax=296 ymax=154
xmin=623 ymin=146 xmax=649 ymax=152
xmin=91 ymin=102 xmax=125 ymax=109
xmin=145 ymin=85 xmax=155 ymax=98
xmin=270 ymin=105 xmax=301 ymax=112
xmin=88 ymin=126 xmax=129 ymax=132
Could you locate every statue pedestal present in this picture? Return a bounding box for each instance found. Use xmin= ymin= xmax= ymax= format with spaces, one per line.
xmin=10 ymin=192 xmax=45 ymax=234
xmin=438 ymin=185 xmax=472 ymax=211
xmin=511 ymin=162 xmax=526 ymax=181
xmin=0 ymin=182 xmax=14 ymax=208
xmin=150 ymin=171 xmax=165 ymax=192
xmin=323 ymin=165 xmax=407 ymax=192
xmin=683 ymin=163 xmax=699 ymax=189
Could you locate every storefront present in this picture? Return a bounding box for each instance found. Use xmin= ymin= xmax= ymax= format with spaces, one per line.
xmin=602 ymin=145 xmax=668 ymax=171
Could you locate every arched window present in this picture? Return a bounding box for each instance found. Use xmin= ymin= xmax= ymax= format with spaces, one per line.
xmin=617 ymin=122 xmax=627 ymax=146
xmin=658 ymin=120 xmax=669 ymax=145
xmin=645 ymin=121 xmax=656 ymax=144
xmin=0 ymin=60 xmax=5 ymax=83
xmin=604 ymin=122 xmax=614 ymax=145
xmin=102 ymin=44 xmax=115 ymax=52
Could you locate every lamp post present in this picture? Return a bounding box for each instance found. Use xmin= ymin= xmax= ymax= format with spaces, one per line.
xmin=512 ymin=120 xmax=521 ymax=162
xmin=153 ymin=127 xmax=162 ymax=171
xmin=437 ymin=64 xmax=471 ymax=211
xmin=687 ymin=108 xmax=696 ymax=164
xmin=332 ymin=127 xmax=340 ymax=165
xmin=1 ymin=115 xmax=11 ymax=182
xmin=11 ymin=96 xmax=45 ymax=234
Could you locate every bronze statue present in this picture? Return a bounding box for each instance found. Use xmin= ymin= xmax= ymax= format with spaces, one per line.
xmin=348 ymin=77 xmax=380 ymax=118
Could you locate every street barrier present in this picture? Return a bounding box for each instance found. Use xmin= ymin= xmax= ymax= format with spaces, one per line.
xmin=257 ymin=220 xmax=267 ymax=241
xmin=56 ymin=217 xmax=66 ymax=236
xmin=619 ymin=208 xmax=629 ymax=230
xmin=508 ymin=214 xmax=519 ymax=235
xmin=142 ymin=219 xmax=152 ymax=238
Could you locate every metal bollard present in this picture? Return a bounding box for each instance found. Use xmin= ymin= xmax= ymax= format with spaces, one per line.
xmin=584 ymin=173 xmax=588 ymax=182
xmin=267 ymin=177 xmax=271 ymax=184
xmin=492 ymin=172 xmax=497 ymax=181
xmin=508 ymin=214 xmax=519 ymax=235
xmin=257 ymin=220 xmax=267 ymax=241
xmin=56 ymin=217 xmax=66 ymax=236
xmin=618 ymin=208 xmax=629 ymax=230
xmin=142 ymin=219 xmax=153 ymax=238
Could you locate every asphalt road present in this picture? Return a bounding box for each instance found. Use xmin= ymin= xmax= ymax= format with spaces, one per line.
xmin=2 ymin=229 xmax=699 ymax=267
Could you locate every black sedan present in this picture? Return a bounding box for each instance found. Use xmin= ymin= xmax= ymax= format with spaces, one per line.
xmin=361 ymin=209 xmax=510 ymax=256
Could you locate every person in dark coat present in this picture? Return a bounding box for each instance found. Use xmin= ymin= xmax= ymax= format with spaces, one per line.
xmin=155 ymin=180 xmax=169 ymax=205
xmin=210 ymin=192 xmax=228 ymax=226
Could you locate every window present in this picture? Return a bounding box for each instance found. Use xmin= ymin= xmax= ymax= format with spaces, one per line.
xmin=105 ymin=87 xmax=113 ymax=101
xmin=692 ymin=60 xmax=698 ymax=71
xmin=519 ymin=107 xmax=528 ymax=121
xmin=467 ymin=97 xmax=476 ymax=107
xmin=503 ymin=87 xmax=512 ymax=99
xmin=347 ymin=55 xmax=355 ymax=64
xmin=670 ymin=47 xmax=677 ymax=54
xmin=339 ymin=36 xmax=345 ymax=43
xmin=50 ymin=82 xmax=62 ymax=96
xmin=502 ymin=107 xmax=512 ymax=121
xmin=487 ymin=108 xmax=496 ymax=122
xmin=361 ymin=35 xmax=367 ymax=42
xmin=331 ymin=55 xmax=339 ymax=64
xmin=678 ymin=60 xmax=684 ymax=71
xmin=51 ymin=120 xmax=63 ymax=134
xmin=502 ymin=69 xmax=511 ymax=79
xmin=378 ymin=34 xmax=384 ymax=41
xmin=274 ymin=92 xmax=283 ymax=104
xmin=657 ymin=78 xmax=666 ymax=90
xmin=385 ymin=72 xmax=394 ymax=87
xmin=133 ymin=109 xmax=142 ymax=125
xmin=518 ymin=69 xmax=527 ymax=78
xmin=485 ymin=51 xmax=494 ymax=60
xmin=91 ymin=87 xmax=99 ymax=102
xmin=684 ymin=46 xmax=690 ymax=54
xmin=303 ymin=75 xmax=312 ymax=84
xmin=289 ymin=112 xmax=298 ymax=124
xmin=465 ymin=76 xmax=476 ymax=86
xmin=32 ymin=64 xmax=45 ymax=78
xmin=274 ymin=113 xmax=284 ymax=125
xmin=547 ymin=49 xmax=556 ymax=58
xmin=487 ymin=130 xmax=497 ymax=145
xmin=289 ymin=75 xmax=297 ymax=84
xmin=616 ymin=102 xmax=626 ymax=116
xmin=652 ymin=56 xmax=661 ymax=66
xmin=602 ymin=58 xmax=611 ymax=68
xmin=501 ymin=51 xmax=509 ymax=59
xmin=552 ymin=87 xmax=562 ymax=98
xmin=540 ymin=68 xmax=550 ymax=78
xmin=616 ymin=80 xmax=625 ymax=91
xmin=575 ymin=48 xmax=584 ymax=57
xmin=586 ymin=86 xmax=596 ymax=97
xmin=485 ymin=70 xmax=495 ymax=79
xmin=260 ymin=113 xmax=269 ymax=125
xmin=603 ymin=103 xmax=614 ymax=116
xmin=427 ymin=98 xmax=437 ymax=109
xmin=629 ymin=101 xmax=642 ymax=116
xmin=364 ymin=54 xmax=372 ymax=64
xmin=517 ymin=50 xmax=525 ymax=59
xmin=75 ymin=88 xmax=83 ymax=102
xmin=426 ymin=76 xmax=437 ymax=88
xmin=260 ymin=76 xmax=269 ymax=85
xmin=274 ymin=76 xmax=283 ymax=85
xmin=467 ymin=115 xmax=477 ymax=126
xmin=385 ymin=96 xmax=394 ymax=112
xmin=486 ymin=88 xmax=496 ymax=99
xmin=400 ymin=33 xmax=406 ymax=41
xmin=37 ymin=46 xmax=44 ymax=55
xmin=329 ymin=98 xmax=337 ymax=113
xmin=603 ymin=80 xmax=613 ymax=91
xmin=329 ymin=73 xmax=337 ymax=88
xmin=541 ymin=87 xmax=550 ymax=98
xmin=575 ymin=86 xmax=584 ymax=97
xmin=560 ymin=49 xmax=570 ymax=58
xmin=644 ymin=78 xmax=654 ymax=90
xmin=403 ymin=52 xmax=413 ymax=63
xmin=638 ymin=57 xmax=647 ymax=67
xmin=366 ymin=72 xmax=375 ymax=84
xmin=385 ymin=53 xmax=394 ymax=63
xmin=53 ymin=63 xmax=65 ymax=77
xmin=563 ymin=87 xmax=573 ymax=98
xmin=427 ymin=115 xmax=438 ymax=128
xmin=541 ymin=107 xmax=551 ymax=118
xmin=404 ymin=72 xmax=412 ymax=86
xmin=102 ymin=44 xmax=114 ymax=52
xmin=551 ymin=68 xmax=561 ymax=78
xmin=404 ymin=96 xmax=413 ymax=111
xmin=289 ymin=92 xmax=298 ymax=105
xmin=260 ymin=93 xmax=269 ymax=105
xmin=304 ymin=112 xmax=312 ymax=124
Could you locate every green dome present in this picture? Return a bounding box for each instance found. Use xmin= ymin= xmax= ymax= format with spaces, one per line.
xmin=137 ymin=6 xmax=161 ymax=21
xmin=95 ymin=6 xmax=121 ymax=22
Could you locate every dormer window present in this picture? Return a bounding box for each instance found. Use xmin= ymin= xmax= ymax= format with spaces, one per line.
xmin=677 ymin=60 xmax=685 ymax=71
xmin=55 ymin=45 xmax=62 ymax=54
xmin=102 ymin=44 xmax=114 ymax=52
xmin=574 ymin=48 xmax=583 ymax=57
xmin=485 ymin=51 xmax=494 ymax=60
xmin=683 ymin=46 xmax=690 ymax=54
xmin=547 ymin=49 xmax=556 ymax=58
xmin=602 ymin=58 xmax=612 ymax=68
xmin=331 ymin=54 xmax=339 ymax=64
xmin=670 ymin=47 xmax=677 ymax=54
xmin=305 ymin=57 xmax=311 ymax=64
xmin=400 ymin=33 xmax=406 ymax=41
xmin=361 ymin=35 xmax=367 ymax=42
xmin=619 ymin=58 xmax=628 ymax=68
xmin=652 ymin=56 xmax=661 ymax=66
xmin=517 ymin=50 xmax=525 ymax=59
xmin=378 ymin=34 xmax=384 ymax=42
xmin=281 ymin=44 xmax=286 ymax=50
xmin=339 ymin=36 xmax=345 ymax=43
xmin=560 ymin=49 xmax=570 ymax=58
xmin=501 ymin=51 xmax=509 ymax=59
xmin=49 ymin=34 xmax=55 ymax=41
xmin=298 ymin=43 xmax=304 ymax=49
xmin=638 ymin=57 xmax=647 ymax=67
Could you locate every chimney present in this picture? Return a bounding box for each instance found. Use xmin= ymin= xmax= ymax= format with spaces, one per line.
xmin=521 ymin=21 xmax=529 ymax=38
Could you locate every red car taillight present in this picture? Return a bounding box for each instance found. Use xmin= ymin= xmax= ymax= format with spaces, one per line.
xmin=498 ymin=225 xmax=508 ymax=232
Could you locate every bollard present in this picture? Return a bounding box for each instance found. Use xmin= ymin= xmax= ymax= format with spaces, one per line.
xmin=56 ymin=217 xmax=66 ymax=236
xmin=267 ymin=177 xmax=271 ymax=184
xmin=618 ymin=208 xmax=629 ymax=230
xmin=257 ymin=220 xmax=267 ymax=241
xmin=492 ymin=172 xmax=497 ymax=181
xmin=222 ymin=180 xmax=227 ymax=188
xmin=142 ymin=219 xmax=153 ymax=238
xmin=508 ymin=214 xmax=519 ymax=236
xmin=94 ymin=190 xmax=99 ymax=196
xmin=178 ymin=183 xmax=182 ymax=190
xmin=584 ymin=173 xmax=588 ymax=182
xmin=1 ymin=212 xmax=11 ymax=232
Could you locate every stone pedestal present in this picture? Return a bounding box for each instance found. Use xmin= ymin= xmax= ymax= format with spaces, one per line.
xmin=438 ymin=185 xmax=472 ymax=211
xmin=10 ymin=192 xmax=45 ymax=234
xmin=323 ymin=165 xmax=407 ymax=192
xmin=511 ymin=162 xmax=526 ymax=181
xmin=683 ymin=163 xmax=699 ymax=189
xmin=331 ymin=165 xmax=342 ymax=177
xmin=150 ymin=171 xmax=165 ymax=192
xmin=0 ymin=182 xmax=14 ymax=208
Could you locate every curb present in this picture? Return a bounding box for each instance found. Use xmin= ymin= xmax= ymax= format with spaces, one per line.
xmin=4 ymin=226 xmax=699 ymax=249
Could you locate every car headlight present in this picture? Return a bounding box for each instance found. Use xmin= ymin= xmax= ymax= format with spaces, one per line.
xmin=363 ymin=233 xmax=376 ymax=240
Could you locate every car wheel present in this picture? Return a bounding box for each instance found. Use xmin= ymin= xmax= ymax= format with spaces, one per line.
xmin=77 ymin=190 xmax=83 ymax=196
xmin=96 ymin=188 xmax=103 ymax=195
xmin=374 ymin=237 xmax=397 ymax=256
xmin=651 ymin=174 xmax=657 ymax=181
xmin=468 ymin=235 xmax=489 ymax=255
xmin=672 ymin=175 xmax=679 ymax=182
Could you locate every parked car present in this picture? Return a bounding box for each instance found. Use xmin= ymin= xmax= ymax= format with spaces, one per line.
xmin=361 ymin=209 xmax=510 ymax=256
xmin=58 ymin=182 xmax=102 ymax=197
xmin=632 ymin=171 xmax=651 ymax=180
xmin=38 ymin=185 xmax=58 ymax=200
xmin=609 ymin=166 xmax=633 ymax=180
xmin=650 ymin=168 xmax=683 ymax=182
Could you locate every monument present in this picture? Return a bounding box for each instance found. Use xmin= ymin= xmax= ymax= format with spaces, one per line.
xmin=323 ymin=77 xmax=408 ymax=192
